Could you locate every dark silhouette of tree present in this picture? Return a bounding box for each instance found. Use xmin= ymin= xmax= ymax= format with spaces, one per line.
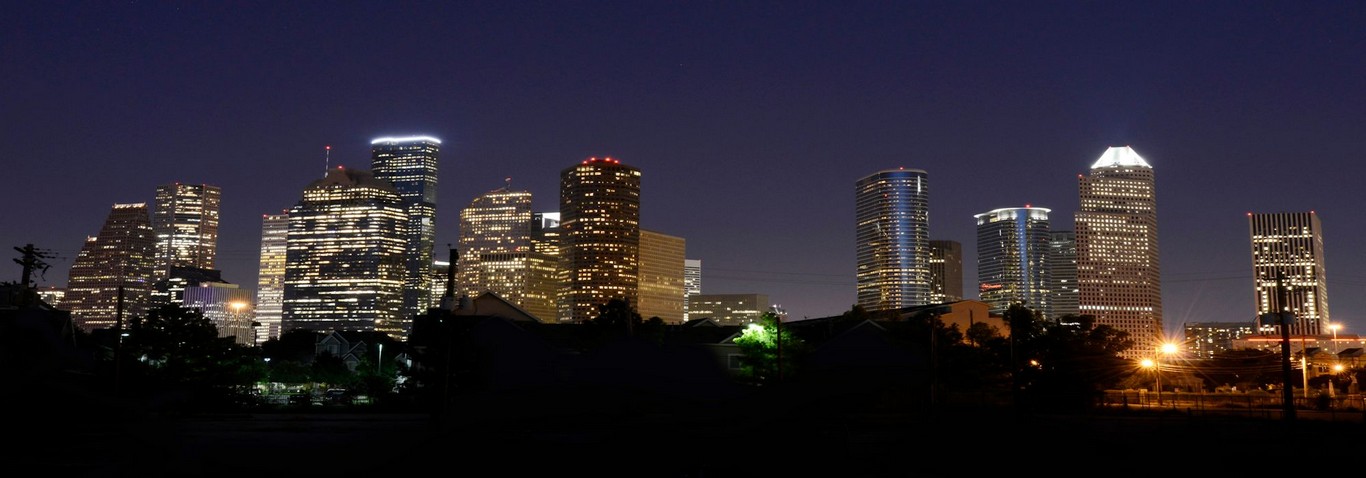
xmin=584 ymin=298 xmax=663 ymax=346
xmin=1197 ymin=348 xmax=1283 ymax=392
xmin=310 ymin=352 xmax=354 ymax=388
xmin=120 ymin=303 xmax=261 ymax=410
xmin=997 ymin=304 xmax=1134 ymax=412
xmin=260 ymin=329 xmax=323 ymax=364
xmin=586 ymin=298 xmax=642 ymax=330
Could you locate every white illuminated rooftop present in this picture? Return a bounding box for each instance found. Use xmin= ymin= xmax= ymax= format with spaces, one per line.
xmin=371 ymin=136 xmax=442 ymax=144
xmin=1090 ymin=146 xmax=1151 ymax=169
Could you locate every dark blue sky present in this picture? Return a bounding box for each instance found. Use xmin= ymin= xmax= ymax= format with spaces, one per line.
xmin=4 ymin=1 xmax=1365 ymax=336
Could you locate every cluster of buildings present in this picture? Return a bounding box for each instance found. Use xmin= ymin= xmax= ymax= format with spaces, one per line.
xmin=39 ymin=141 xmax=1342 ymax=363
xmin=855 ymin=146 xmax=1339 ymax=361
xmin=50 ymin=136 xmax=771 ymax=346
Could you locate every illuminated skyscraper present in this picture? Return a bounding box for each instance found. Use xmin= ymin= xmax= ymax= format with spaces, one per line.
xmin=458 ymin=187 xmax=558 ymax=321
xmin=283 ymin=167 xmax=408 ymax=340
xmin=254 ymin=211 xmax=288 ymax=344
xmin=1048 ymin=230 xmax=1079 ymax=319
xmin=975 ymin=206 xmax=1052 ymax=316
xmin=1249 ymin=211 xmax=1328 ymax=336
xmin=152 ymin=183 xmax=221 ymax=284
xmin=855 ymin=168 xmax=930 ymax=311
xmin=1076 ymin=146 xmax=1162 ymax=359
xmin=683 ymin=259 xmax=702 ymax=320
xmin=65 ymin=203 xmax=156 ymax=332
xmin=638 ymin=229 xmax=685 ymax=324
xmin=430 ymin=258 xmax=451 ymax=306
xmin=532 ymin=212 xmax=562 ymax=257
xmin=371 ymin=136 xmax=440 ymax=318
xmin=928 ymin=240 xmax=963 ymax=304
xmin=559 ymin=157 xmax=641 ymax=322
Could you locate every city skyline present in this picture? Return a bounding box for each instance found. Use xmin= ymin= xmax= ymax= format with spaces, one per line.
xmin=4 ymin=3 xmax=1365 ymax=336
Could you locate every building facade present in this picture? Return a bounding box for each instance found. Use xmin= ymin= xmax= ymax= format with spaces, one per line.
xmin=151 ymin=183 xmax=221 ymax=284
xmin=687 ymin=293 xmax=770 ymax=326
xmin=558 ymin=157 xmax=641 ymax=322
xmin=458 ymin=187 xmax=558 ymax=321
xmin=1249 ymin=211 xmax=1329 ymax=336
xmin=283 ymin=168 xmax=409 ymax=340
xmin=64 ymin=203 xmax=156 ymax=332
xmin=370 ymin=136 xmax=440 ymax=318
xmin=638 ymin=229 xmax=686 ymax=324
xmin=855 ymin=168 xmax=931 ymax=311
xmin=1048 ymin=230 xmax=1079 ymax=319
xmin=183 ymin=282 xmax=255 ymax=345
xmin=975 ymin=206 xmax=1052 ymax=317
xmin=684 ymin=259 xmax=702 ymax=320
xmin=1075 ymin=146 xmax=1163 ymax=359
xmin=1183 ymin=321 xmax=1258 ymax=360
xmin=928 ymin=240 xmax=963 ymax=304
xmin=255 ymin=211 xmax=288 ymax=344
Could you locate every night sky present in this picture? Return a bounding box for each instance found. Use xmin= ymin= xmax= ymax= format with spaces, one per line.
xmin=4 ymin=1 xmax=1365 ymax=336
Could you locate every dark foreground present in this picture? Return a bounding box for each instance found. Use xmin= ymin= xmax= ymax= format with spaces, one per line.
xmin=12 ymin=390 xmax=1366 ymax=478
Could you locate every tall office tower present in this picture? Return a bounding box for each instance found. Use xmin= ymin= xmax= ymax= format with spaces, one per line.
xmin=183 ymin=283 xmax=255 ymax=345
xmin=532 ymin=212 xmax=562 ymax=256
xmin=152 ymin=266 xmax=228 ymax=306
xmin=255 ymin=212 xmax=288 ymax=344
xmin=683 ymin=259 xmax=702 ymax=320
xmin=558 ymin=157 xmax=642 ymax=322
xmin=975 ymin=206 xmax=1052 ymax=317
xmin=283 ymin=168 xmax=408 ymax=340
xmin=430 ymin=259 xmax=451 ymax=305
xmin=371 ymin=136 xmax=441 ymax=321
xmin=1249 ymin=211 xmax=1329 ymax=336
xmin=1076 ymin=146 xmax=1162 ymax=359
xmin=1048 ymin=230 xmax=1080 ymax=319
xmin=458 ymin=187 xmax=558 ymax=321
xmin=927 ymin=240 xmax=963 ymax=304
xmin=531 ymin=212 xmax=563 ymax=316
xmin=151 ymin=183 xmax=221 ymax=284
xmin=638 ymin=229 xmax=686 ymax=324
xmin=65 ymin=203 xmax=156 ymax=332
xmin=855 ymin=168 xmax=931 ymax=311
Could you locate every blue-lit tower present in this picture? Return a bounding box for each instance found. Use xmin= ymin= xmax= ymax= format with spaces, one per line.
xmin=855 ymin=168 xmax=930 ymax=311
xmin=975 ymin=206 xmax=1052 ymax=317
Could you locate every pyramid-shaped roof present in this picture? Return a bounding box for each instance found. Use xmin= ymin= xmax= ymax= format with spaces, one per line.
xmin=1090 ymin=146 xmax=1151 ymax=169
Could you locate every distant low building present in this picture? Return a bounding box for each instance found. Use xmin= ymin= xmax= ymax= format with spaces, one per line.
xmin=687 ymin=294 xmax=769 ymax=326
xmin=890 ymin=299 xmax=1006 ymax=343
xmin=1184 ymin=321 xmax=1257 ymax=359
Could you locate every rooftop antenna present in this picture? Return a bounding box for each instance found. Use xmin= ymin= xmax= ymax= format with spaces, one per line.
xmin=323 ymin=145 xmax=332 ymax=178
xmin=504 ymin=176 xmax=512 ymax=190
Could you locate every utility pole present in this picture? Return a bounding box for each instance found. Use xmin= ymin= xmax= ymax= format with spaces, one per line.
xmin=12 ymin=243 xmax=53 ymax=288
xmin=1268 ymin=271 xmax=1296 ymax=422
xmin=114 ymin=284 xmax=125 ymax=395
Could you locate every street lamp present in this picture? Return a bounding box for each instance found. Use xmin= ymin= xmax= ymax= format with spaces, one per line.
xmin=1140 ymin=358 xmax=1159 ymax=406
xmin=1329 ymin=322 xmax=1341 ymax=357
xmin=1153 ymin=342 xmax=1179 ymax=406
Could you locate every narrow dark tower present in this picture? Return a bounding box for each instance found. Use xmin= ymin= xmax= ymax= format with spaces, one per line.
xmin=440 ymin=246 xmax=458 ymax=310
xmin=445 ymin=246 xmax=457 ymax=299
